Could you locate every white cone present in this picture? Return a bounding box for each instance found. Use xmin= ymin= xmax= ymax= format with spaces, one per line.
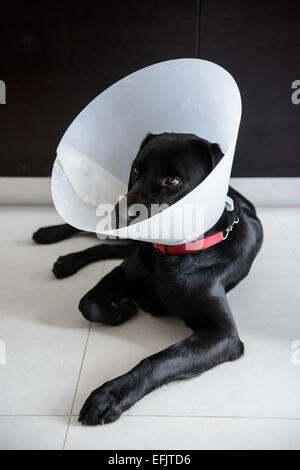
xmin=51 ymin=58 xmax=242 ymax=245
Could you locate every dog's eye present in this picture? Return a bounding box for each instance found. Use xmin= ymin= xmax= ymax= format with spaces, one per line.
xmin=165 ymin=176 xmax=181 ymax=186
xmin=133 ymin=167 xmax=139 ymax=178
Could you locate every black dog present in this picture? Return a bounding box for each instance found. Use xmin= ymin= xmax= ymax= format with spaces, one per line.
xmin=33 ymin=132 xmax=263 ymax=425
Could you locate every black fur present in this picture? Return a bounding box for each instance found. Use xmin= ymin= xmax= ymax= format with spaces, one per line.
xmin=33 ymin=132 xmax=263 ymax=426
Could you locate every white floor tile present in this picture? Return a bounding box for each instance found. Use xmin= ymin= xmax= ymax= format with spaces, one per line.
xmin=276 ymin=207 xmax=300 ymax=267
xmin=72 ymin=310 xmax=191 ymax=415
xmin=0 ymin=416 xmax=68 ymax=450
xmin=0 ymin=274 xmax=94 ymax=414
xmin=0 ymin=206 xmax=105 ymax=275
xmin=251 ymin=207 xmax=300 ymax=277
xmin=1 ymin=205 xmax=300 ymax=450
xmin=72 ymin=210 xmax=300 ymax=420
xmin=0 ymin=206 xmax=104 ymax=415
xmin=65 ymin=416 xmax=300 ymax=450
xmin=72 ymin=275 xmax=300 ymax=419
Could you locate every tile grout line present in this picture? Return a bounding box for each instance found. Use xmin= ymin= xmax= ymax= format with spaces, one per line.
xmin=279 ymin=224 xmax=300 ymax=268
xmin=0 ymin=415 xmax=69 ymax=417
xmin=2 ymin=414 xmax=300 ymax=421
xmin=121 ymin=415 xmax=300 ymax=421
xmin=62 ymin=258 xmax=107 ymax=449
xmin=60 ymin=256 xmax=113 ymax=448
xmin=62 ymin=322 xmax=92 ymax=450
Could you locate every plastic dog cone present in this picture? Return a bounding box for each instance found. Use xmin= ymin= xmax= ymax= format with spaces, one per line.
xmin=51 ymin=58 xmax=242 ymax=245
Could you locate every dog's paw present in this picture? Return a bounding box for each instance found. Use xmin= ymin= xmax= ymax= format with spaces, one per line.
xmin=52 ymin=254 xmax=81 ymax=279
xmin=110 ymin=298 xmax=138 ymax=323
xmin=79 ymin=294 xmax=137 ymax=324
xmin=79 ymin=379 xmax=126 ymax=425
xmin=33 ymin=227 xmax=55 ymax=244
xmin=33 ymin=225 xmax=69 ymax=244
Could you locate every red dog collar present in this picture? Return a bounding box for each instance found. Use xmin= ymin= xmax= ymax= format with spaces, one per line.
xmin=152 ymin=216 xmax=239 ymax=256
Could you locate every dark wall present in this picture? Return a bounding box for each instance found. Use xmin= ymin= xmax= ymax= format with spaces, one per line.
xmin=0 ymin=0 xmax=198 ymax=176
xmin=200 ymin=0 xmax=300 ymax=177
xmin=0 ymin=0 xmax=299 ymax=177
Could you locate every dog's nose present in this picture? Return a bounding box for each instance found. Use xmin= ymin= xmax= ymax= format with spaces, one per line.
xmin=127 ymin=214 xmax=139 ymax=225
xmin=113 ymin=200 xmax=129 ymax=228
xmin=114 ymin=202 xmax=143 ymax=228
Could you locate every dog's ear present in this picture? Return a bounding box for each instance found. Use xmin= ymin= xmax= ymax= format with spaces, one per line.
xmin=207 ymin=142 xmax=224 ymax=172
xmin=127 ymin=166 xmax=135 ymax=192
xmin=193 ymin=138 xmax=224 ymax=174
xmin=139 ymin=132 xmax=157 ymax=151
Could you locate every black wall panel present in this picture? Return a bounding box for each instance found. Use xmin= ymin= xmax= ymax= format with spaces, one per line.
xmin=0 ymin=0 xmax=197 ymax=176
xmin=200 ymin=0 xmax=300 ymax=176
xmin=1 ymin=0 xmax=300 ymax=177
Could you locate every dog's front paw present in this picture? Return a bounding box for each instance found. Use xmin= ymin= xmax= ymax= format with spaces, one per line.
xmin=79 ymin=293 xmax=137 ymax=324
xmin=79 ymin=379 xmax=127 ymax=425
xmin=33 ymin=225 xmax=69 ymax=244
xmin=52 ymin=254 xmax=81 ymax=279
xmin=33 ymin=227 xmax=57 ymax=244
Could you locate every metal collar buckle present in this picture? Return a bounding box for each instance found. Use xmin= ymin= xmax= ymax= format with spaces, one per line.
xmin=223 ymin=217 xmax=240 ymax=240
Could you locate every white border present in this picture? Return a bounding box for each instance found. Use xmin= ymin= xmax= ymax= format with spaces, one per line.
xmin=0 ymin=177 xmax=300 ymax=206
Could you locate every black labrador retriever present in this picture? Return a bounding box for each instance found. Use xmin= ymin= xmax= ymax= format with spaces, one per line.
xmin=33 ymin=132 xmax=263 ymax=425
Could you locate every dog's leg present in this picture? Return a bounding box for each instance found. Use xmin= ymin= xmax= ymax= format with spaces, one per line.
xmin=33 ymin=223 xmax=82 ymax=244
xmin=79 ymin=293 xmax=244 ymax=425
xmin=78 ymin=265 xmax=137 ymax=325
xmin=53 ymin=243 xmax=135 ymax=278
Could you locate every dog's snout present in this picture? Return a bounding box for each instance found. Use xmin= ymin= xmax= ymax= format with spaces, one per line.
xmin=114 ymin=192 xmax=149 ymax=228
